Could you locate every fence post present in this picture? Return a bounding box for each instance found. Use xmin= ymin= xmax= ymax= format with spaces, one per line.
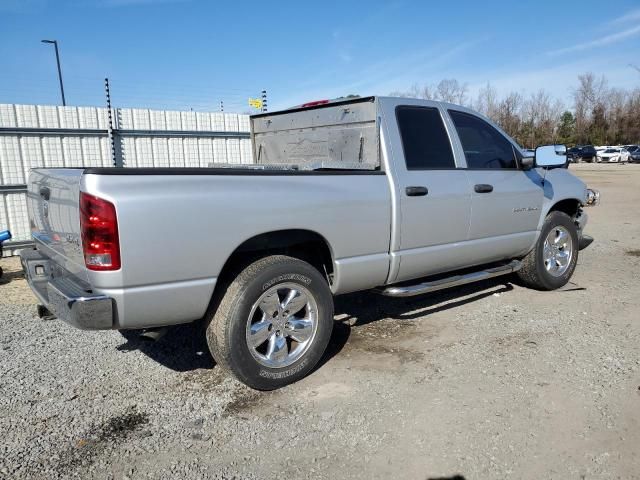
xmin=105 ymin=78 xmax=123 ymax=167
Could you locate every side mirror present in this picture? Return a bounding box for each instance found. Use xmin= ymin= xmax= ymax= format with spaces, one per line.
xmin=521 ymin=156 xmax=534 ymax=169
xmin=535 ymin=144 xmax=566 ymax=168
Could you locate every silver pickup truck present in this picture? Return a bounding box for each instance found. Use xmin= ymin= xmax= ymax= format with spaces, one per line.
xmin=21 ymin=96 xmax=599 ymax=390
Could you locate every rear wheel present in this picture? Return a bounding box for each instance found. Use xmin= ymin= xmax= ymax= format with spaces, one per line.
xmin=517 ymin=211 xmax=579 ymax=290
xmin=206 ymin=255 xmax=334 ymax=390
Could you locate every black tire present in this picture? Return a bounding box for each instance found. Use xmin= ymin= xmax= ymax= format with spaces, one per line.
xmin=517 ymin=211 xmax=579 ymax=290
xmin=206 ymin=255 xmax=334 ymax=390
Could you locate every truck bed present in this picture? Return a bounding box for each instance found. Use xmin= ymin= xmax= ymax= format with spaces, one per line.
xmin=26 ymin=167 xmax=392 ymax=329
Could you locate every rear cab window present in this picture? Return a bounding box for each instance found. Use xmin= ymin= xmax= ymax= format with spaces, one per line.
xmin=396 ymin=106 xmax=455 ymax=170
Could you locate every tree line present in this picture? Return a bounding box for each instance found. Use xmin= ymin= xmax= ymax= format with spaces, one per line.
xmin=390 ymin=73 xmax=640 ymax=148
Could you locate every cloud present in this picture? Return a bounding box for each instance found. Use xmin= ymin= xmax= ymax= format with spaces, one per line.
xmin=608 ymin=8 xmax=640 ymax=25
xmin=272 ymin=39 xmax=483 ymax=110
xmin=339 ymin=52 xmax=353 ymax=63
xmin=464 ymin=55 xmax=638 ymax=104
xmin=546 ymin=25 xmax=640 ymax=56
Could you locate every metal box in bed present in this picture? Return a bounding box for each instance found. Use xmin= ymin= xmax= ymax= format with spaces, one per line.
xmin=250 ymin=97 xmax=379 ymax=170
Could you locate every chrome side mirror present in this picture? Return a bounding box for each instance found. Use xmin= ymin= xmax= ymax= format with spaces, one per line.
xmin=535 ymin=145 xmax=566 ymax=168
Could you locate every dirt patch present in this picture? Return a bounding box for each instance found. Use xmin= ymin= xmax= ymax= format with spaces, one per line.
xmin=342 ymin=318 xmax=428 ymax=365
xmin=54 ymin=408 xmax=149 ymax=475
xmin=349 ymin=316 xmax=418 ymax=337
xmin=181 ymin=369 xmax=227 ymax=393
xmin=346 ymin=334 xmax=425 ymax=364
xmin=220 ymin=389 xmax=281 ymax=419
xmin=625 ymin=249 xmax=640 ymax=257
xmin=222 ymin=393 xmax=264 ymax=417
xmin=488 ymin=332 xmax=548 ymax=357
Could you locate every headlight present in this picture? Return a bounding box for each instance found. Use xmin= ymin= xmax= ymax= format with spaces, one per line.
xmin=585 ymin=188 xmax=600 ymax=206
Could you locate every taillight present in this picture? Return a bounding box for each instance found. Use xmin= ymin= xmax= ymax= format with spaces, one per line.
xmin=80 ymin=192 xmax=121 ymax=271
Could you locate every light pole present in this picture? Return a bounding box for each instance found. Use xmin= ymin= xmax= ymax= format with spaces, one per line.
xmin=41 ymin=39 xmax=66 ymax=106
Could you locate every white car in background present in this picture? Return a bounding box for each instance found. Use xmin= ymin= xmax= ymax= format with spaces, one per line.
xmin=597 ymin=148 xmax=629 ymax=163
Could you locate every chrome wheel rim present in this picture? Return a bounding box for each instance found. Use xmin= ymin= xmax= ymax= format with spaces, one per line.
xmin=543 ymin=226 xmax=573 ymax=277
xmin=246 ymin=283 xmax=318 ymax=369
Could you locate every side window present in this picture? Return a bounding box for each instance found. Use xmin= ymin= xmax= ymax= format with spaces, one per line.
xmin=449 ymin=110 xmax=518 ymax=169
xmin=396 ymin=106 xmax=455 ymax=170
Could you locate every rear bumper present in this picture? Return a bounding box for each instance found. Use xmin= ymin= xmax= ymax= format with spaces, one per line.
xmin=20 ymin=249 xmax=114 ymax=330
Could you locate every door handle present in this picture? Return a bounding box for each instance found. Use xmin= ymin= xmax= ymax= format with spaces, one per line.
xmin=405 ymin=186 xmax=428 ymax=197
xmin=474 ymin=184 xmax=493 ymax=193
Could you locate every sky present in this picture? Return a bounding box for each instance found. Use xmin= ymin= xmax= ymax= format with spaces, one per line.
xmin=1 ymin=0 xmax=639 ymax=113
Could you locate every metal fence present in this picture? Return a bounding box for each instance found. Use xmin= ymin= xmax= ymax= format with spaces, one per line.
xmin=0 ymin=103 xmax=252 ymax=256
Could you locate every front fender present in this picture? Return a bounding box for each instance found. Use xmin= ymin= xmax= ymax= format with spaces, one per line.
xmin=536 ymin=167 xmax=587 ymax=230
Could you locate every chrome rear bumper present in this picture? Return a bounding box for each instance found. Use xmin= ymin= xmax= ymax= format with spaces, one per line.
xmin=20 ymin=249 xmax=114 ymax=330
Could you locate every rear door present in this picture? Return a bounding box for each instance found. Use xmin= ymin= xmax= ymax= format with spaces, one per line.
xmin=27 ymin=168 xmax=88 ymax=282
xmin=446 ymin=109 xmax=542 ymax=263
xmin=385 ymin=102 xmax=472 ymax=283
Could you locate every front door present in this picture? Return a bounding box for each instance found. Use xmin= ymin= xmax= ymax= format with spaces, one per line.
xmin=447 ymin=109 xmax=543 ymax=263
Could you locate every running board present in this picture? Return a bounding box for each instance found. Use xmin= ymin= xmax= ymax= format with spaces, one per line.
xmin=378 ymin=260 xmax=522 ymax=298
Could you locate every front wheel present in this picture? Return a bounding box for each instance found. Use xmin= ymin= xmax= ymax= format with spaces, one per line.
xmin=206 ymin=255 xmax=334 ymax=390
xmin=517 ymin=211 xmax=579 ymax=290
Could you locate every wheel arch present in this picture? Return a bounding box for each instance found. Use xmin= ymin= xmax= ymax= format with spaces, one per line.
xmin=538 ymin=197 xmax=583 ymax=230
xmin=215 ymin=229 xmax=336 ymax=292
xmin=547 ymin=198 xmax=582 ymax=218
xmin=525 ymin=196 xmax=584 ymax=255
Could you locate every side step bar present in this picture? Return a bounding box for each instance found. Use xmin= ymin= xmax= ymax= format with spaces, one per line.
xmin=379 ymin=260 xmax=522 ymax=298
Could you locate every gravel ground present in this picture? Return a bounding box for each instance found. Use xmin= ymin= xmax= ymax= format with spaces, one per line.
xmin=1 ymin=163 xmax=639 ymax=479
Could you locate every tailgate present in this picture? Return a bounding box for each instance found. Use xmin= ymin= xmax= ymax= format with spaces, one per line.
xmin=27 ymin=169 xmax=89 ymax=283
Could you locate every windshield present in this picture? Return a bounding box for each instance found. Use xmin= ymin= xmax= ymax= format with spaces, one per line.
xmin=604 ymin=149 xmax=619 ymax=153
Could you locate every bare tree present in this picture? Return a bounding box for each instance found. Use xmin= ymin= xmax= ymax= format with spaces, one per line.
xmin=435 ymin=79 xmax=468 ymax=105
xmin=573 ymin=73 xmax=608 ymax=143
xmin=390 ymin=83 xmax=435 ymax=100
xmin=474 ymin=83 xmax=499 ymax=118
xmin=389 ymin=73 xmax=639 ymax=146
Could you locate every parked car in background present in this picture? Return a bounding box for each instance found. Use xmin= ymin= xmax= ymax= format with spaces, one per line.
xmin=567 ymin=145 xmax=597 ymax=163
xmin=628 ymin=148 xmax=640 ymax=163
xmin=597 ymin=148 xmax=629 ymax=163
xmin=624 ymin=145 xmax=638 ymax=153
xmin=566 ymin=147 xmax=580 ymax=163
